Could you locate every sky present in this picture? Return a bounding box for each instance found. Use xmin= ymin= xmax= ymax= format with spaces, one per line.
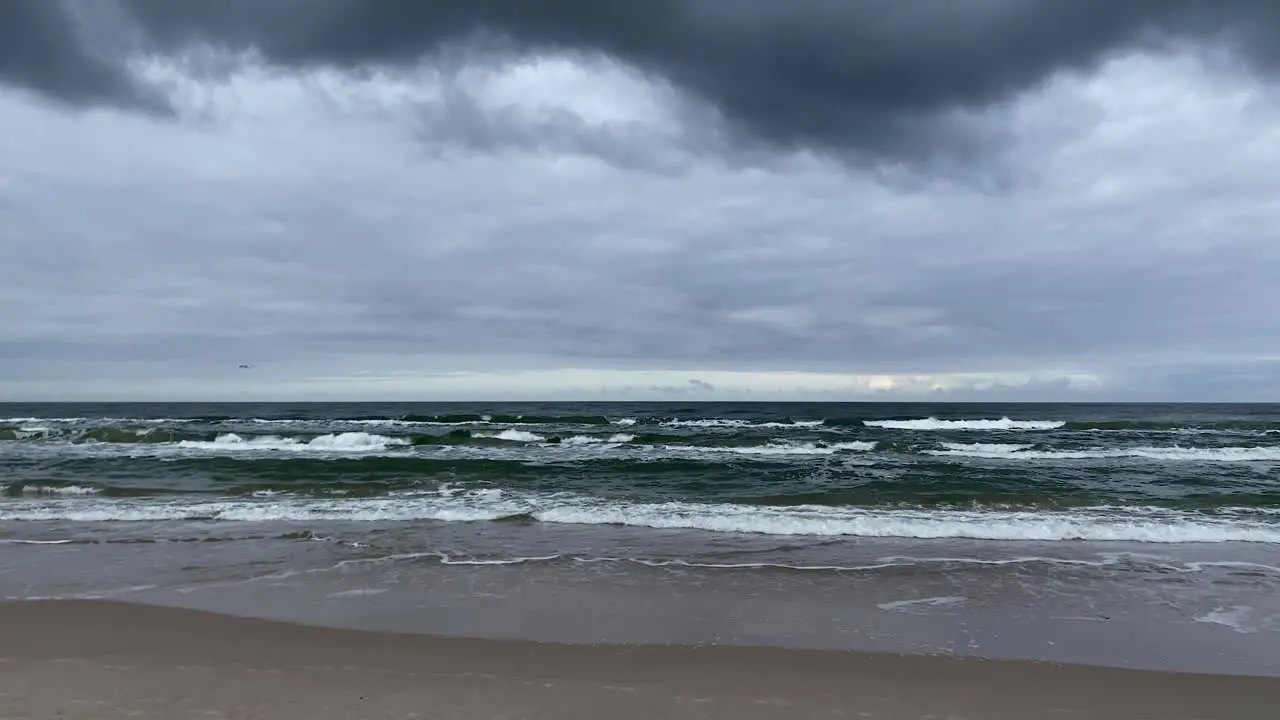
xmin=2 ymin=0 xmax=1279 ymax=402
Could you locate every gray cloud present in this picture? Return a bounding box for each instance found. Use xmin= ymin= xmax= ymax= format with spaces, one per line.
xmin=119 ymin=0 xmax=1280 ymax=160
xmin=0 ymin=1 xmax=121 ymax=106
xmin=0 ymin=1 xmax=164 ymax=111
xmin=1 ymin=4 xmax=1279 ymax=401
xmin=4 ymin=1 xmax=1280 ymax=162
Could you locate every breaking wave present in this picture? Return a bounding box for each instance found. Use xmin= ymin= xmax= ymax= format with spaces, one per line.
xmin=472 ymin=429 xmax=546 ymax=443
xmin=688 ymin=441 xmax=876 ymax=456
xmin=864 ymin=417 xmax=1066 ymax=431
xmin=929 ymin=443 xmax=1280 ymax=462
xmin=3 ymin=490 xmax=1277 ymax=543
xmin=176 ymin=432 xmax=409 ymax=453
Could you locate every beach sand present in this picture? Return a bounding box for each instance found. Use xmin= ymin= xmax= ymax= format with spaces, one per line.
xmin=1 ymin=600 xmax=1277 ymax=719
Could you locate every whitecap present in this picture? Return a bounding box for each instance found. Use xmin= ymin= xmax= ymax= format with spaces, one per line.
xmin=176 ymin=432 xmax=408 ymax=453
xmin=864 ymin=417 xmax=1065 ymax=431
xmin=8 ymin=492 xmax=1278 ymax=543
xmin=928 ymin=443 xmax=1280 ymax=462
xmin=687 ymin=441 xmax=875 ymax=456
xmin=473 ymin=429 xmax=546 ymax=442
xmin=558 ymin=434 xmax=635 ymax=446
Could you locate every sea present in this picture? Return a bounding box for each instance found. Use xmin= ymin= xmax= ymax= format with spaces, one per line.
xmin=3 ymin=402 xmax=1279 ymax=675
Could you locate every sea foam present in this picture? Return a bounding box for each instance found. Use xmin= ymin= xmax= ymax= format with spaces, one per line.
xmin=176 ymin=432 xmax=408 ymax=452
xmin=929 ymin=443 xmax=1280 ymax=462
xmin=688 ymin=441 xmax=875 ymax=456
xmin=864 ymin=417 xmax=1065 ymax=431
xmin=473 ymin=429 xmax=546 ymax=442
xmin=6 ymin=491 xmax=1278 ymax=543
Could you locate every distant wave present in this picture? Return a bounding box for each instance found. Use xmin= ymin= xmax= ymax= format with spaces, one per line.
xmin=2 ymin=415 xmax=830 ymax=430
xmin=7 ymin=427 xmax=1278 ymax=465
xmin=176 ymin=432 xmax=409 ymax=453
xmin=472 ymin=429 xmax=546 ymax=443
xmin=928 ymin=443 xmax=1280 ymax=462
xmin=864 ymin=417 xmax=1065 ymax=431
xmin=688 ymin=441 xmax=875 ymax=456
xmin=9 ymin=414 xmax=1278 ymax=438
xmin=658 ymin=419 xmax=826 ymax=429
xmin=4 ymin=490 xmax=1278 ymax=543
xmin=7 ymin=485 xmax=100 ymax=496
xmin=559 ymin=434 xmax=637 ymax=445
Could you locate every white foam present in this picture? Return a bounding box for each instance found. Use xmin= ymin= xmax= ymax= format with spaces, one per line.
xmin=473 ymin=429 xmax=546 ymax=442
xmin=9 ymin=492 xmax=1278 ymax=543
xmin=619 ymin=558 xmax=904 ymax=572
xmin=176 ymin=432 xmax=408 ymax=453
xmin=246 ymin=417 xmax=493 ymax=428
xmin=4 ymin=430 xmax=42 ymax=440
xmin=865 ymin=417 xmax=1065 ymax=431
xmin=878 ymin=596 xmax=967 ymax=612
xmin=611 ymin=418 xmax=638 ymax=426
xmin=529 ymin=503 xmax=1280 ymax=542
xmin=661 ymin=419 xmax=826 ymax=429
xmin=439 ymin=554 xmax=563 ymax=566
xmin=830 ymin=441 xmax=877 ymax=451
xmin=661 ymin=419 xmax=752 ymax=428
xmin=1184 ymin=561 xmax=1280 ymax=575
xmin=939 ymin=442 xmax=1034 ymax=454
xmin=11 ymin=485 xmax=100 ymax=496
xmin=1193 ymin=605 xmax=1260 ymax=634
xmin=559 ymin=434 xmax=635 ymax=446
xmin=327 ymin=588 xmax=390 ymax=598
xmin=929 ymin=443 xmax=1280 ymax=462
xmin=688 ymin=441 xmax=875 ymax=456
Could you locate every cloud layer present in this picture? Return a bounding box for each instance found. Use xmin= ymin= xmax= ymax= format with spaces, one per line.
xmin=1 ymin=2 xmax=1278 ymax=400
xmin=6 ymin=1 xmax=1280 ymax=161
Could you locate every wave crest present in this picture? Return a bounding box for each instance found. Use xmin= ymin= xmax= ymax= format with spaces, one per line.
xmin=929 ymin=443 xmax=1280 ymax=462
xmin=5 ymin=491 xmax=1278 ymax=543
xmin=176 ymin=432 xmax=409 ymax=453
xmin=864 ymin=417 xmax=1065 ymax=431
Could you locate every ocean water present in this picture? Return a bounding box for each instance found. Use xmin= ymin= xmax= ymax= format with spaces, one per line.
xmin=3 ymin=402 xmax=1279 ymax=672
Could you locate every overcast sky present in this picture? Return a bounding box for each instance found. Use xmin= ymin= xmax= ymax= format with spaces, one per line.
xmin=2 ymin=1 xmax=1279 ymax=401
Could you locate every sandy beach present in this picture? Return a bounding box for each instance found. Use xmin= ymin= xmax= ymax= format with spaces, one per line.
xmin=0 ymin=600 xmax=1276 ymax=719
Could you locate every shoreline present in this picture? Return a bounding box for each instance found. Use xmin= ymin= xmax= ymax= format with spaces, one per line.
xmin=2 ymin=600 xmax=1278 ymax=719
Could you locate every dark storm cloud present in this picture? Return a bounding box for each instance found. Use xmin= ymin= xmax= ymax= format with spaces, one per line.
xmin=5 ymin=0 xmax=1280 ymax=159
xmin=0 ymin=1 xmax=138 ymax=107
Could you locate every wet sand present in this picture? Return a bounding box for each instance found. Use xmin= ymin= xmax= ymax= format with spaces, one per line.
xmin=1 ymin=600 xmax=1278 ymax=719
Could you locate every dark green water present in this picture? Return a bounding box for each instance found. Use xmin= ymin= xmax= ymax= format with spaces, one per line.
xmin=2 ymin=402 xmax=1278 ymax=542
